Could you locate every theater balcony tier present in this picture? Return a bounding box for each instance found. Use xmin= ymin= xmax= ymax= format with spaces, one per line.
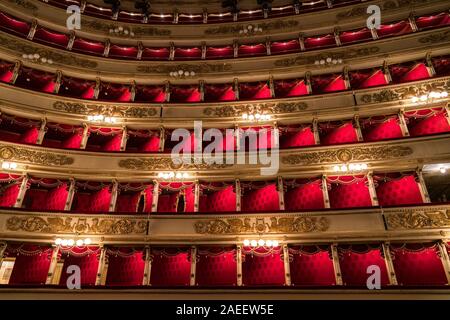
xmin=3 ymin=0 xmax=448 ymax=41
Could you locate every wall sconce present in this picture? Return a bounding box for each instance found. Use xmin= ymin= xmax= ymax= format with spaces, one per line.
xmin=55 ymin=238 xmax=92 ymax=246
xmin=87 ymin=115 xmax=117 ymax=124
xmin=22 ymin=53 xmax=53 ymax=65
xmin=1 ymin=162 xmax=18 ymax=170
xmin=333 ymin=163 xmax=368 ymax=172
xmin=242 ymin=113 xmax=272 ymax=122
xmin=243 ymin=239 xmax=279 ymax=247
xmin=169 ymin=70 xmax=196 ymax=78
xmin=239 ymin=24 xmax=263 ymax=35
xmin=157 ymin=172 xmax=190 ymax=180
xmin=411 ymin=91 xmax=448 ymax=104
xmin=109 ymin=26 xmax=135 ymax=37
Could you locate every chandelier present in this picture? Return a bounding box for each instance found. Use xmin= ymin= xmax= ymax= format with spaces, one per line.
xmin=1 ymin=161 xmax=18 ymax=170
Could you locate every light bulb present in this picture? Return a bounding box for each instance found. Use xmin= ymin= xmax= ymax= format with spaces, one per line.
xmin=314 ymin=60 xmax=320 ymax=65
xmin=258 ymin=239 xmax=265 ymax=246
xmin=178 ymin=70 xmax=183 ymax=75
xmin=326 ymin=57 xmax=332 ymax=63
xmin=10 ymin=163 xmax=17 ymax=170
xmin=333 ymin=165 xmax=340 ymax=172
xmin=441 ymin=91 xmax=448 ymax=98
xmin=158 ymin=172 xmax=164 ymax=178
xmin=55 ymin=238 xmax=62 ymax=245
xmin=360 ymin=163 xmax=368 ymax=170
xmin=22 ymin=54 xmax=27 ymax=59
xmin=118 ymin=26 xmax=123 ymax=31
xmin=354 ymin=164 xmax=361 ymax=171
xmin=248 ymin=115 xmax=255 ymax=121
xmin=190 ymin=71 xmax=195 ymax=76
xmin=250 ymin=240 xmax=257 ymax=247
xmin=338 ymin=58 xmax=343 ymax=63
xmin=255 ymin=113 xmax=261 ymax=119
xmin=169 ymin=172 xmax=175 ymax=178
xmin=419 ymin=95 xmax=427 ymax=101
xmin=61 ymin=239 xmax=68 ymax=246
xmin=84 ymin=238 xmax=92 ymax=245
xmin=332 ymin=59 xmax=338 ymax=64
xmin=67 ymin=239 xmax=75 ymax=246
xmin=411 ymin=97 xmax=419 ymax=103
xmin=440 ymin=167 xmax=446 ymax=174
xmin=320 ymin=60 xmax=325 ymax=65
xmin=242 ymin=113 xmax=248 ymax=119
xmin=176 ymin=172 xmax=182 ymax=179
xmin=341 ymin=165 xmax=348 ymax=172
xmin=76 ymin=239 xmax=84 ymax=246
xmin=272 ymin=240 xmax=279 ymax=247
xmin=266 ymin=240 xmax=273 ymax=247
xmin=182 ymin=173 xmax=189 ymax=179
xmin=349 ymin=164 xmax=355 ymax=170
xmin=184 ymin=71 xmax=189 ymax=76
xmin=243 ymin=239 xmax=250 ymax=246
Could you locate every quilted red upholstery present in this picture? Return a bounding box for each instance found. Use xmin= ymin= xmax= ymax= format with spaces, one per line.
xmin=391 ymin=244 xmax=447 ymax=286
xmin=407 ymin=112 xmax=450 ymax=137
xmin=20 ymin=127 xmax=39 ymax=144
xmin=375 ymin=175 xmax=424 ymax=206
xmin=242 ymin=184 xmax=279 ymax=212
xmin=284 ymin=181 xmax=325 ymax=210
xmin=320 ymin=122 xmax=358 ymax=145
xmin=328 ymin=176 xmax=372 ymax=209
xmin=73 ymin=187 xmax=111 ymax=213
xmin=196 ymin=249 xmax=237 ymax=286
xmin=199 ymin=186 xmax=236 ymax=212
xmin=8 ymin=245 xmax=52 ymax=285
xmin=116 ymin=192 xmax=141 ymax=213
xmin=0 ymin=183 xmax=20 ymax=207
xmin=242 ymin=247 xmax=285 ymax=286
xmin=338 ymin=247 xmax=389 ymax=286
xmin=279 ymin=127 xmax=315 ymax=148
xmin=25 ymin=184 xmax=68 ymax=211
xmin=59 ymin=253 xmax=99 ymax=286
xmin=150 ymin=251 xmax=191 ymax=286
xmin=105 ymin=251 xmax=145 ymax=286
xmin=289 ymin=246 xmax=336 ymax=286
xmin=362 ymin=117 xmax=404 ymax=142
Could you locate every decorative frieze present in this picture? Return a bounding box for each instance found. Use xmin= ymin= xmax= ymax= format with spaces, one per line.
xmin=53 ymin=101 xmax=158 ymax=118
xmin=204 ymin=20 xmax=298 ymax=35
xmin=385 ymin=209 xmax=450 ymax=230
xmin=136 ymin=63 xmax=232 ymax=74
xmin=0 ymin=145 xmax=74 ymax=166
xmin=194 ymin=216 xmax=329 ymax=235
xmin=282 ymin=146 xmax=413 ymax=165
xmin=7 ymin=0 xmax=37 ymax=11
xmin=418 ymin=30 xmax=450 ymax=44
xmin=203 ymin=102 xmax=307 ymax=117
xmin=6 ymin=216 xmax=147 ymax=235
xmin=82 ymin=20 xmax=171 ymax=37
xmin=118 ymin=157 xmax=233 ymax=170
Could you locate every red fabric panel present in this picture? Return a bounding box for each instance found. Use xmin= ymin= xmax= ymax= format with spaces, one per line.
xmin=349 ymin=69 xmax=388 ymax=89
xmin=102 ymin=134 xmax=122 ymax=151
xmin=416 ymin=12 xmax=450 ymax=29
xmin=26 ymin=184 xmax=68 ymax=211
xmin=239 ymin=82 xmax=271 ymax=100
xmin=174 ymin=47 xmax=202 ymax=60
xmin=312 ymin=74 xmax=346 ymax=93
xmin=196 ymin=249 xmax=237 ymax=286
xmin=150 ymin=251 xmax=191 ymax=286
xmin=238 ymin=44 xmax=266 ymax=57
xmin=339 ymin=247 xmax=389 ymax=286
xmin=407 ymin=111 xmax=450 ymax=136
xmin=340 ymin=28 xmax=372 ymax=44
xmin=432 ymin=56 xmax=450 ymax=76
xmin=375 ymin=175 xmax=423 ymax=206
xmin=59 ymin=253 xmax=99 ymax=286
xmin=105 ymin=251 xmax=145 ymax=286
xmin=274 ymin=80 xmax=309 ymax=98
xmin=99 ymin=84 xmax=131 ymax=102
xmin=157 ymin=193 xmax=179 ymax=212
xmin=205 ymin=46 xmax=234 ymax=59
xmin=171 ymin=85 xmax=201 ymax=102
xmin=391 ymin=245 xmax=447 ymax=286
xmin=390 ymin=62 xmax=431 ymax=83
xmin=135 ymin=85 xmax=166 ymax=102
xmin=9 ymin=246 xmax=52 ymax=285
xmin=289 ymin=246 xmax=336 ymax=286
xmin=61 ymin=77 xmax=95 ymax=99
xmin=377 ymin=21 xmax=413 ymax=38
xmin=72 ymin=38 xmax=105 ymax=56
xmin=0 ymin=61 xmax=13 ymax=83
xmin=142 ymin=48 xmax=170 ymax=60
xmin=34 ymin=28 xmax=69 ymax=48
xmin=199 ymin=186 xmax=236 ymax=212
xmin=20 ymin=127 xmax=39 ymax=144
xmin=109 ymin=45 xmax=138 ymax=59
xmin=270 ymin=40 xmax=300 ymax=54
xmin=320 ymin=122 xmax=358 ymax=145
xmin=328 ymin=176 xmax=372 ymax=209
xmin=279 ymin=126 xmax=315 ymax=148
xmin=73 ymin=187 xmax=111 ymax=213
xmin=0 ymin=184 xmax=19 ymax=207
xmin=61 ymin=133 xmax=82 ymax=149
xmin=242 ymin=248 xmax=285 ymax=286
xmin=284 ymin=180 xmax=325 ymax=210
xmin=0 ymin=12 xmax=30 ymax=36
xmin=361 ymin=117 xmax=403 ymax=142
xmin=242 ymin=184 xmax=279 ymax=212
xmin=116 ymin=192 xmax=141 ymax=213
xmin=204 ymin=84 xmax=236 ymax=102
xmin=304 ymin=34 xmax=336 ymax=49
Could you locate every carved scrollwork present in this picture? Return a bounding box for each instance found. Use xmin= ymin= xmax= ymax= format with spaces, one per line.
xmin=385 ymin=210 xmax=450 ymax=229
xmin=282 ymin=146 xmax=413 ymax=165
xmin=204 ymin=20 xmax=298 ymax=35
xmin=137 ymin=63 xmax=232 ymax=74
xmin=203 ymin=102 xmax=307 ymax=117
xmin=6 ymin=216 xmax=147 ymax=235
xmin=119 ymin=157 xmax=232 ymax=170
xmin=7 ymin=0 xmax=37 ymax=11
xmin=0 ymin=145 xmax=74 ymax=166
xmin=269 ymin=216 xmax=329 ymax=233
xmin=418 ymin=30 xmax=450 ymax=44
xmin=53 ymin=101 xmax=158 ymax=118
xmin=83 ymin=20 xmax=171 ymax=37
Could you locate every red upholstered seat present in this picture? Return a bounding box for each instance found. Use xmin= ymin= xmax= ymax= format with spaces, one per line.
xmin=33 ymin=28 xmax=69 ymax=49
xmin=150 ymin=248 xmax=191 ymax=286
xmin=0 ymin=12 xmax=30 ymax=37
xmin=72 ymin=38 xmax=105 ymax=56
xmin=239 ymin=82 xmax=271 ymax=100
xmin=171 ymin=85 xmax=201 ymax=102
xmin=338 ymin=245 xmax=389 ymax=286
xmin=105 ymin=248 xmax=145 ymax=286
xmin=289 ymin=245 xmax=336 ymax=286
xmin=98 ymin=82 xmax=131 ymax=102
xmin=432 ymin=56 xmax=450 ymax=76
xmin=311 ymin=74 xmax=347 ymax=93
xmin=60 ymin=76 xmax=96 ymax=99
xmin=205 ymin=46 xmax=234 ymax=59
xmin=340 ymin=27 xmax=372 ymax=44
xmin=274 ymin=79 xmax=309 ymax=97
xmin=242 ymin=247 xmax=285 ymax=286
xmin=135 ymin=85 xmax=166 ymax=102
xmin=0 ymin=114 xmax=41 ymax=145
xmin=270 ymin=40 xmax=300 ymax=55
xmin=304 ymin=34 xmax=336 ymax=49
xmin=391 ymin=243 xmax=447 ymax=286
xmin=142 ymin=48 xmax=170 ymax=60
xmin=15 ymin=68 xmax=55 ymax=93
xmin=174 ymin=47 xmax=202 ymax=60
xmin=349 ymin=69 xmax=388 ymax=89
xmin=390 ymin=62 xmax=432 ymax=83
xmin=0 ymin=60 xmax=14 ymax=83
xmin=416 ymin=12 xmax=450 ymax=30
xmin=328 ymin=175 xmax=373 ymax=209
xmin=109 ymin=45 xmax=139 ymax=59
xmin=196 ymin=247 xmax=237 ymax=286
xmin=204 ymin=83 xmax=236 ymax=101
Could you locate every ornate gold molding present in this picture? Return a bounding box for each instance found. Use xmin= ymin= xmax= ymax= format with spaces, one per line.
xmin=6 ymin=216 xmax=147 ymax=235
xmin=137 ymin=63 xmax=232 ymax=74
xmin=282 ymin=146 xmax=413 ymax=165
xmin=360 ymin=78 xmax=450 ymax=104
xmin=203 ymin=102 xmax=307 ymax=117
xmin=53 ymin=101 xmax=158 ymax=118
xmin=385 ymin=209 xmax=450 ymax=230
xmin=418 ymin=30 xmax=450 ymax=44
xmin=0 ymin=145 xmax=74 ymax=166
xmin=7 ymin=0 xmax=37 ymax=11
xmin=0 ymin=34 xmax=97 ymax=69
xmin=274 ymin=47 xmax=379 ymax=67
xmin=204 ymin=20 xmax=298 ymax=35
xmin=118 ymin=157 xmax=233 ymax=170
xmin=194 ymin=216 xmax=329 ymax=234
xmin=83 ymin=20 xmax=171 ymax=37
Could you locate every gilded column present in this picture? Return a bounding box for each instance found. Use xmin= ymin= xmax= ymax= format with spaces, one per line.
xmin=233 ymin=40 xmax=239 ymax=58
xmin=426 ymin=52 xmax=436 ymax=76
xmin=159 ymin=126 xmax=166 ymax=152
xmin=398 ymin=110 xmax=410 ymax=137
xmin=277 ymin=176 xmax=285 ymax=211
xmin=370 ymin=25 xmax=379 ymax=40
xmin=67 ymin=31 xmax=75 ymax=50
xmin=334 ymin=28 xmax=341 ymax=46
xmin=383 ymin=61 xmax=392 ymax=83
xmin=109 ymin=180 xmax=119 ymax=212
xmin=194 ymin=180 xmax=200 ymax=212
xmin=64 ymin=178 xmax=76 ymax=211
xmin=93 ymin=78 xmax=101 ymax=99
xmin=343 ymin=67 xmax=351 ymax=89
xmin=53 ymin=70 xmax=63 ymax=94
xmin=235 ymin=179 xmax=241 ymax=212
xmin=27 ymin=19 xmax=37 ymax=40
xmin=164 ymin=81 xmax=171 ymax=102
xmin=190 ymin=246 xmax=197 ymax=286
xmin=11 ymin=61 xmax=21 ymax=84
xmin=298 ymin=33 xmax=305 ymax=51
xmin=169 ymin=42 xmax=175 ymax=60
xmin=103 ymin=39 xmax=111 ymax=57
xmin=0 ymin=242 xmax=7 ymax=268
xmin=283 ymin=244 xmax=291 ymax=286
xmin=305 ymin=71 xmax=312 ymax=94
xmin=80 ymin=123 xmax=90 ymax=149
xmin=173 ymin=10 xmax=179 ymax=24
xmin=199 ymin=80 xmax=205 ymax=102
xmin=233 ymin=78 xmax=240 ymax=100
xmin=444 ymin=105 xmax=450 ymax=126
xmin=266 ymin=37 xmax=271 ymax=55
xmin=152 ymin=180 xmax=160 ymax=212
xmin=321 ymin=175 xmax=330 ymax=209
xmin=45 ymin=245 xmax=60 ymax=285
xmin=331 ymin=244 xmax=343 ymax=285
xmin=353 ymin=115 xmax=364 ymax=142
xmin=382 ymin=242 xmax=398 ymax=285
xmin=142 ymin=246 xmax=152 ymax=286
xmin=137 ymin=42 xmax=143 ymax=60
xmin=130 ymin=81 xmax=136 ymax=102
xmin=409 ymin=13 xmax=418 ymax=32
xmin=201 ymin=42 xmax=207 ymax=59
xmin=416 ymin=168 xmax=431 ymax=203
xmin=437 ymin=240 xmax=450 ymax=285
xmin=202 ymin=9 xmax=208 ymax=24
xmin=36 ymin=118 xmax=48 ymax=145
xmin=236 ymin=245 xmax=243 ymax=286
xmin=269 ymin=76 xmax=275 ymax=98
xmin=312 ymin=118 xmax=320 ymax=145
xmin=95 ymin=246 xmax=107 ymax=286
xmin=366 ymin=171 xmax=379 ymax=206
xmin=120 ymin=127 xmax=128 ymax=152
xmin=14 ymin=174 xmax=29 ymax=208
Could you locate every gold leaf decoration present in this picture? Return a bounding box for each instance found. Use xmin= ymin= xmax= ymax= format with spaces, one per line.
xmin=203 ymin=102 xmax=307 ymax=117
xmin=83 ymin=20 xmax=171 ymax=36
xmin=418 ymin=30 xmax=450 ymax=44
xmin=282 ymin=146 xmax=413 ymax=165
xmin=6 ymin=216 xmax=147 ymax=235
xmin=204 ymin=20 xmax=298 ymax=35
xmin=137 ymin=63 xmax=231 ymax=74
xmin=7 ymin=0 xmax=37 ymax=11
xmin=0 ymin=145 xmax=74 ymax=166
xmin=53 ymin=101 xmax=158 ymax=118
xmin=118 ymin=157 xmax=232 ymax=170
xmin=385 ymin=210 xmax=450 ymax=229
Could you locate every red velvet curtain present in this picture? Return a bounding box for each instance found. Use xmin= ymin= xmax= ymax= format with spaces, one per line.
xmin=242 ymin=247 xmax=285 ymax=286
xmin=279 ymin=125 xmax=315 ymax=148
xmin=204 ymin=84 xmax=236 ymax=102
xmin=274 ymin=79 xmax=308 ymax=97
xmin=338 ymin=244 xmax=389 ymax=286
xmin=7 ymin=244 xmax=53 ymax=285
xmin=0 ymin=174 xmax=21 ymax=207
xmin=390 ymin=62 xmax=431 ymax=83
xmin=73 ymin=182 xmax=112 ymax=213
xmin=199 ymin=183 xmax=236 ymax=212
xmin=289 ymin=245 xmax=336 ymax=286
xmin=319 ymin=121 xmax=358 ymax=145
xmin=25 ymin=183 xmax=68 ymax=211
xmin=312 ymin=74 xmax=346 ymax=93
xmin=150 ymin=247 xmax=191 ymax=286
xmin=390 ymin=243 xmax=447 ymax=286
xmin=239 ymin=127 xmax=275 ymax=150
xmin=349 ymin=69 xmax=388 ymax=89
xmin=374 ymin=173 xmax=424 ymax=206
xmin=405 ymin=108 xmax=450 ymax=136
xmin=171 ymin=85 xmax=201 ymax=102
xmin=284 ymin=178 xmax=325 ymax=210
xmin=157 ymin=182 xmax=195 ymax=213
xmin=360 ymin=116 xmax=403 ymax=142
xmin=327 ymin=175 xmax=373 ymax=209
xmin=196 ymin=247 xmax=237 ymax=286
xmin=105 ymin=248 xmax=145 ymax=286
xmin=116 ymin=184 xmax=153 ymax=213
xmin=59 ymin=246 xmax=100 ymax=286
xmin=241 ymin=182 xmax=279 ymax=212
xmin=239 ymin=82 xmax=271 ymax=100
